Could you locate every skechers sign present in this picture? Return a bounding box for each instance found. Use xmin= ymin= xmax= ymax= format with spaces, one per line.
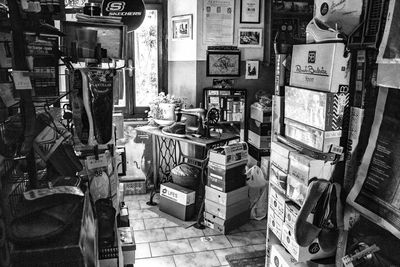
xmin=102 ymin=0 xmax=145 ymax=31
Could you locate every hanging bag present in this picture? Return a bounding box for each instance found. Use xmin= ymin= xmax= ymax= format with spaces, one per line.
xmin=246 ymin=165 xmax=268 ymax=220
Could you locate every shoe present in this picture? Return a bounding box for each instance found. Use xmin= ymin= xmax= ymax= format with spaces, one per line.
xmin=306 ymin=17 xmax=345 ymax=43
xmin=162 ymin=122 xmax=186 ymax=138
xmin=294 ymin=179 xmax=330 ymax=247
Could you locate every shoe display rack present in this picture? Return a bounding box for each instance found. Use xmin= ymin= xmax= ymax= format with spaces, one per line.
xmin=265 ymin=39 xmax=352 ymax=265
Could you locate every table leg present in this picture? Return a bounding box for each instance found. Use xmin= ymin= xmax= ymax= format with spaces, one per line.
xmin=147 ymin=134 xmax=158 ymax=206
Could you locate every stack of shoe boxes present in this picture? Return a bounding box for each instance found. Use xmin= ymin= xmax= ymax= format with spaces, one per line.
xmin=204 ymin=143 xmax=250 ymax=234
xmin=267 ymin=42 xmax=351 ymax=264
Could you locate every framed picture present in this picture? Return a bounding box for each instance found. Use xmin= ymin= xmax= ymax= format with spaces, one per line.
xmin=206 ymin=50 xmax=241 ymax=77
xmin=238 ymin=28 xmax=262 ymax=48
xmin=240 ymin=0 xmax=261 ymax=23
xmin=172 ymin=14 xmax=193 ymax=40
xmin=245 ymin=60 xmax=259 ymax=79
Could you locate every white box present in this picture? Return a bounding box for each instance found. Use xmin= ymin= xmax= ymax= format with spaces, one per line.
xmin=204 ymin=198 xmax=249 ymax=220
xmin=271 ymin=141 xmax=296 ymax=173
xmin=205 ymin=185 xmax=248 ymax=206
xmin=290 ymin=43 xmax=350 ymax=93
xmin=250 ymin=102 xmax=272 ymax=123
xmin=281 ymin=223 xmax=335 ymax=262
xmin=160 ymin=183 xmax=195 ymax=205
xmin=286 ymin=175 xmax=308 ymax=206
xmin=284 ymin=202 xmax=300 ymax=230
xmin=248 ymin=130 xmax=271 ymax=149
xmin=269 ymin=185 xmax=287 ymax=220
xmin=270 ymin=244 xmax=304 ymax=267
xmin=268 ymin=207 xmax=284 ymax=241
xmin=209 ymin=142 xmax=248 ymax=166
xmin=270 ymin=164 xmax=287 ymax=194
xmin=289 ymin=151 xmax=334 ymax=185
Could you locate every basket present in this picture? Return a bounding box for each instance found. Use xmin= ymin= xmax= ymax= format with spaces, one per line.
xmin=170 ymin=163 xmax=200 ymax=190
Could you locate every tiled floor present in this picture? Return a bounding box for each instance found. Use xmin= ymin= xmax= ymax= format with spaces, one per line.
xmin=125 ymin=193 xmax=267 ymax=267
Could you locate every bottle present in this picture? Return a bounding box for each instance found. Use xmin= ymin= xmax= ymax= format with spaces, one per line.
xmin=117 ymin=201 xmax=130 ymax=227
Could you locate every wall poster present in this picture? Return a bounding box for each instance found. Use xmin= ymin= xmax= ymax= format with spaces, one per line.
xmin=203 ymin=0 xmax=235 ymax=45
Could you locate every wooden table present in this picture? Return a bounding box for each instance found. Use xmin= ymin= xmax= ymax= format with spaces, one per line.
xmin=136 ymin=125 xmax=240 ymax=228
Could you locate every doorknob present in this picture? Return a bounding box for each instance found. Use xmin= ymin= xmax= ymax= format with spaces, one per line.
xmin=127 ymin=58 xmax=134 ymax=77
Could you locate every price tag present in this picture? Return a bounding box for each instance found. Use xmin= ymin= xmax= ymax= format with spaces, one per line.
xmin=12 ymin=71 xmax=32 ymax=90
xmin=86 ymin=153 xmax=108 ymax=170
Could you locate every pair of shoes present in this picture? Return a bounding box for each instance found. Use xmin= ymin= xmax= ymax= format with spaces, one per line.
xmin=306 ymin=17 xmax=345 ymax=43
xmin=294 ymin=179 xmax=343 ymax=252
xmin=162 ymin=122 xmax=186 ymax=138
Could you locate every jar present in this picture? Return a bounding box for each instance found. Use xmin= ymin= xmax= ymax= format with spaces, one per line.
xmin=83 ymin=3 xmax=101 ymax=16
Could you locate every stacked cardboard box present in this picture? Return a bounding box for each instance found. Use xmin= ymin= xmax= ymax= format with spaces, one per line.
xmin=204 ymin=143 xmax=250 ymax=234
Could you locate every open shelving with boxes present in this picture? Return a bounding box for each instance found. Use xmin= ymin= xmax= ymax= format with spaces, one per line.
xmin=266 ymin=39 xmax=352 ymax=265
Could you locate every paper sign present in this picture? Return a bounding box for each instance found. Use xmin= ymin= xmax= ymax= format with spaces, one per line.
xmin=85 ymin=153 xmax=108 ymax=170
xmin=12 ymin=71 xmax=32 ymax=90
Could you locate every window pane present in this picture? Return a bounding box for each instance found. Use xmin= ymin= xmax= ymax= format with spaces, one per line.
xmin=134 ymin=10 xmax=158 ymax=107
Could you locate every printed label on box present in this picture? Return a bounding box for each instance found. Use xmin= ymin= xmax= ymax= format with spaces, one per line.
xmin=269 ymin=185 xmax=286 ymax=220
xmin=160 ymin=183 xmax=195 ymax=206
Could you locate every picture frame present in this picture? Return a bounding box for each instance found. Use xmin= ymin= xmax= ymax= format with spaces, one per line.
xmin=171 ymin=14 xmax=193 ymax=40
xmin=238 ymin=28 xmax=263 ymax=48
xmin=240 ymin=0 xmax=261 ymax=24
xmin=206 ymin=50 xmax=241 ymax=77
xmin=245 ymin=60 xmax=259 ymax=79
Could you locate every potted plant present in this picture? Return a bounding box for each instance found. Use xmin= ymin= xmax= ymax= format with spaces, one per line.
xmin=147 ymin=92 xmax=184 ymax=126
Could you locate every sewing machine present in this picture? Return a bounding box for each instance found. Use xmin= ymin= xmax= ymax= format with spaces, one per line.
xmin=176 ymin=108 xmax=220 ymax=138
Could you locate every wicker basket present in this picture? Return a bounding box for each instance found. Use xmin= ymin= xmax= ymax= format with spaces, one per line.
xmin=171 ymin=163 xmax=200 ymax=190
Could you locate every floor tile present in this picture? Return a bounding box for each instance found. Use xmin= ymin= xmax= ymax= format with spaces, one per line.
xmin=189 ymin=235 xmax=232 ymax=252
xmin=226 ymin=230 xmax=266 ymax=247
xmin=135 ymin=243 xmax=151 ymax=259
xmin=139 ymin=199 xmax=153 ymax=209
xmin=144 ymin=217 xmax=179 ymax=229
xmin=134 ymin=228 xmax=166 ymax=243
xmin=173 ymin=251 xmax=220 ymax=267
xmin=238 ymin=219 xmax=267 ymax=232
xmin=164 ymin=226 xmax=204 ymax=240
xmin=129 ymin=219 xmax=145 ymax=231
xmin=134 ymin=256 xmax=176 ymax=267
xmin=150 ymin=239 xmax=193 ymax=257
xmin=202 ymin=227 xmax=223 ymax=236
xmin=129 ymin=208 xmax=160 ymax=220
xmin=125 ymin=200 xmax=141 ymax=210
xmin=213 ymin=245 xmax=254 ymax=265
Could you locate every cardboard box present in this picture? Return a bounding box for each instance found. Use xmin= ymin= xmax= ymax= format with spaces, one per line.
xmin=270 ymin=164 xmax=287 ymax=194
xmin=270 ymin=244 xmax=305 ymax=267
xmin=248 ymin=130 xmax=271 ymax=149
xmin=281 ymin=223 xmax=335 ymax=262
xmin=205 ymin=185 xmax=248 ymax=206
xmin=249 ymin=118 xmax=271 ymax=136
xmin=289 ymin=43 xmax=350 ymax=93
xmin=286 ymin=175 xmax=308 ymax=206
xmin=289 ymin=151 xmax=334 ymax=184
xmin=118 ymin=227 xmax=136 ymax=266
xmin=285 ymin=118 xmax=342 ymax=153
xmin=159 ymin=183 xmax=196 ymax=221
xmin=248 ymin=143 xmax=270 ymax=162
xmin=209 ymin=142 xmax=248 ymax=166
xmin=272 ymin=95 xmax=285 ymax=141
xmin=204 ymin=198 xmax=249 ymax=220
xmin=250 ymin=102 xmax=272 ymax=123
xmin=270 ymin=141 xmax=296 ymax=173
xmin=269 ymin=185 xmax=287 ymax=220
xmin=284 ymin=201 xmax=300 ymax=230
xmin=203 ymin=209 xmax=249 ymax=234
xmin=285 ymin=86 xmax=349 ymax=131
xmin=207 ymin=161 xmax=247 ymax=192
xmin=268 ymin=207 xmax=284 ymax=241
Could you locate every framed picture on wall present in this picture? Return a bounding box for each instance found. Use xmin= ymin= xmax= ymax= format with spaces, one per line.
xmin=245 ymin=60 xmax=259 ymax=79
xmin=238 ymin=28 xmax=263 ymax=48
xmin=206 ymin=50 xmax=241 ymax=77
xmin=240 ymin=0 xmax=261 ymax=23
xmin=171 ymin=14 xmax=193 ymax=40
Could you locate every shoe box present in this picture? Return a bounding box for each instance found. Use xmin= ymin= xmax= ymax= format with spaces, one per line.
xmin=207 ymin=161 xmax=247 ymax=192
xmin=205 ymin=185 xmax=248 ymax=206
xmin=289 ymin=43 xmax=350 ymax=93
xmin=204 ymin=197 xmax=249 ymax=220
xmin=270 ymin=164 xmax=287 ymax=194
xmin=272 ymin=95 xmax=285 ymax=141
xmin=248 ymin=143 xmax=270 ymax=162
xmin=269 ymin=184 xmax=287 ymax=220
xmin=288 ymin=151 xmax=334 ymax=184
xmin=284 ymin=118 xmax=342 ymax=153
xmin=286 ymin=175 xmax=308 ymax=206
xmin=285 ymin=86 xmax=349 ymax=131
xmin=269 ymin=244 xmax=304 ymax=267
xmin=159 ymin=183 xmax=196 ymax=221
xmin=249 ymin=118 xmax=271 ymax=136
xmin=271 ymin=141 xmax=296 ymax=174
xmin=284 ymin=201 xmax=300 ymax=230
xmin=203 ymin=209 xmax=249 ymax=235
xmin=209 ymin=142 xmax=248 ymax=166
xmin=250 ymin=102 xmax=272 ymax=123
xmin=248 ymin=130 xmax=271 ymax=149
xmin=268 ymin=205 xmax=284 ymax=241
xmin=281 ymin=223 xmax=335 ymax=262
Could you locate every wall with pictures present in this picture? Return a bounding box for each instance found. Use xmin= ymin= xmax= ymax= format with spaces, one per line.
xmin=168 ymin=0 xmax=275 ymax=110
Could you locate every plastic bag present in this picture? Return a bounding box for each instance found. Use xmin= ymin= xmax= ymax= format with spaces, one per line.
xmin=246 ymin=165 xmax=268 ymax=220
